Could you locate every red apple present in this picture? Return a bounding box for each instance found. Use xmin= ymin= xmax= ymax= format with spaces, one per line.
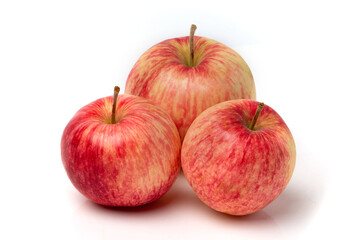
xmin=125 ymin=25 xmax=256 ymax=141
xmin=181 ymin=99 xmax=296 ymax=215
xmin=61 ymin=87 xmax=181 ymax=206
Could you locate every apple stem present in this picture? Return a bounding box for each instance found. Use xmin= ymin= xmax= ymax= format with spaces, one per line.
xmin=111 ymin=86 xmax=120 ymax=124
xmin=189 ymin=24 xmax=197 ymax=66
xmin=249 ymin=102 xmax=265 ymax=130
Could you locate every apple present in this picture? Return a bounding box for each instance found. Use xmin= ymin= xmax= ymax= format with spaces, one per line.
xmin=181 ymin=99 xmax=296 ymax=215
xmin=61 ymin=87 xmax=181 ymax=206
xmin=125 ymin=24 xmax=256 ymax=141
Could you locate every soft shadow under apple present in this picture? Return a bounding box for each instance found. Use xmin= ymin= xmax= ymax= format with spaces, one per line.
xmin=70 ymin=150 xmax=324 ymax=240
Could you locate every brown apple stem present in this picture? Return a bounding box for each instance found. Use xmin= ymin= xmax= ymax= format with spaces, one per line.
xmin=111 ymin=86 xmax=120 ymax=124
xmin=249 ymin=102 xmax=265 ymax=130
xmin=189 ymin=24 xmax=197 ymax=66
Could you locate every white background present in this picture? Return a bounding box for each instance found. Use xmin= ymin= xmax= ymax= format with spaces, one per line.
xmin=1 ymin=0 xmax=359 ymax=239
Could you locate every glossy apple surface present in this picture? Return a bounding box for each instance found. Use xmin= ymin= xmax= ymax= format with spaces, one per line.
xmin=125 ymin=36 xmax=256 ymax=140
xmin=61 ymin=94 xmax=181 ymax=206
xmin=181 ymin=99 xmax=296 ymax=215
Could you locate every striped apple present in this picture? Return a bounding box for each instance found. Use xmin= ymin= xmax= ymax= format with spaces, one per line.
xmin=61 ymin=87 xmax=181 ymax=206
xmin=181 ymin=99 xmax=296 ymax=215
xmin=125 ymin=25 xmax=256 ymax=141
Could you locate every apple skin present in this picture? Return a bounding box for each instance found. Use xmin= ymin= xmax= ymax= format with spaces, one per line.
xmin=181 ymin=99 xmax=296 ymax=215
xmin=125 ymin=36 xmax=256 ymax=141
xmin=61 ymin=94 xmax=181 ymax=207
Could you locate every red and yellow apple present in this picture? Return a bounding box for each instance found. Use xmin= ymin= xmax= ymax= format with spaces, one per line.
xmin=181 ymin=99 xmax=296 ymax=215
xmin=125 ymin=25 xmax=256 ymax=141
xmin=61 ymin=87 xmax=181 ymax=206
